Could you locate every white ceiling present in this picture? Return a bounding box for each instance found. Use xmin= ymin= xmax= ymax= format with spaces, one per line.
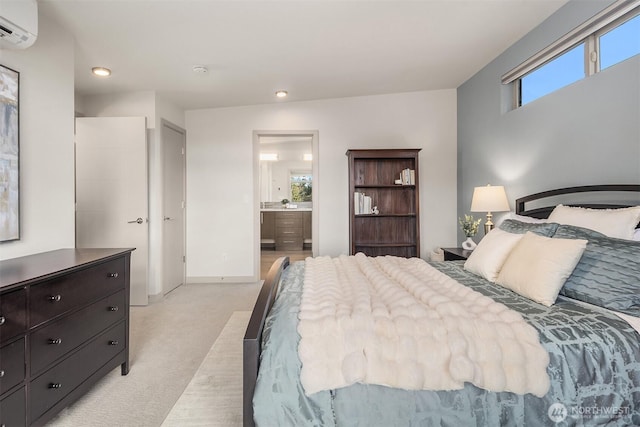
xmin=39 ymin=0 xmax=568 ymax=111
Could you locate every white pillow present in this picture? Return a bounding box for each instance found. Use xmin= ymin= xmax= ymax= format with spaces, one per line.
xmin=633 ymin=228 xmax=640 ymax=241
xmin=463 ymin=228 xmax=524 ymax=282
xmin=496 ymin=232 xmax=587 ymax=307
xmin=495 ymin=211 xmax=547 ymax=227
xmin=548 ymin=204 xmax=640 ymax=240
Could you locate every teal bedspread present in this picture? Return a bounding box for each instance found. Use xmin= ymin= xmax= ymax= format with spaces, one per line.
xmin=253 ymin=260 xmax=640 ymax=426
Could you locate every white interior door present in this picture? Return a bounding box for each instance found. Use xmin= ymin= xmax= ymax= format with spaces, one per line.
xmin=75 ymin=117 xmax=149 ymax=306
xmin=162 ymin=121 xmax=186 ymax=295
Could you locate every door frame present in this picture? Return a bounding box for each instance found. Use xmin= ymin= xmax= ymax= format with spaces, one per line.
xmin=253 ymin=130 xmax=319 ymax=280
xmin=161 ymin=119 xmax=187 ymax=295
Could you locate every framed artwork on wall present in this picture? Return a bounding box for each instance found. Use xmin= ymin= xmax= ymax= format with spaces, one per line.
xmin=0 ymin=64 xmax=20 ymax=242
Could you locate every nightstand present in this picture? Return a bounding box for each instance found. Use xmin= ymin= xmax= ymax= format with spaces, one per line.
xmin=442 ymin=247 xmax=473 ymax=261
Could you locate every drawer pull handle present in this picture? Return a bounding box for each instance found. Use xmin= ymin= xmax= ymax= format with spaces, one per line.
xmin=109 ymin=306 xmax=119 ymax=312
xmin=48 ymin=294 xmax=62 ymax=302
xmin=49 ymin=338 xmax=63 ymax=345
xmin=0 ymin=316 xmax=5 ymax=326
xmin=0 ymin=370 xmax=4 ymax=378
xmin=108 ymin=272 xmax=119 ymax=278
xmin=49 ymin=383 xmax=62 ymax=389
xmin=109 ymin=340 xmax=119 ymax=346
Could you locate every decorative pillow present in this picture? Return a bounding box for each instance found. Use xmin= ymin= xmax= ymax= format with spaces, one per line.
xmin=548 ymin=204 xmax=640 ymax=240
xmin=498 ymin=219 xmax=559 ymax=237
xmin=463 ymin=228 xmax=524 ymax=282
xmin=553 ymin=224 xmax=640 ymax=315
xmin=496 ymin=232 xmax=587 ymax=307
xmin=633 ymin=228 xmax=640 ymax=241
xmin=552 ymin=223 xmax=606 ymax=239
xmin=495 ymin=212 xmax=547 ymax=226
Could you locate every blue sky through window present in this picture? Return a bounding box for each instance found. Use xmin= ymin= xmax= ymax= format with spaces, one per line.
xmin=600 ymin=13 xmax=640 ymax=70
xmin=521 ymin=43 xmax=585 ymax=105
xmin=520 ymin=13 xmax=639 ymax=106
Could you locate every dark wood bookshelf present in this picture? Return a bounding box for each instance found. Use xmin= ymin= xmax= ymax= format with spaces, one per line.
xmin=347 ymin=149 xmax=421 ymax=258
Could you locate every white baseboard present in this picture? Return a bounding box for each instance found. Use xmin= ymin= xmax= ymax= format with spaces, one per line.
xmin=187 ymin=276 xmax=257 ymax=284
xmin=148 ymin=293 xmax=164 ymax=304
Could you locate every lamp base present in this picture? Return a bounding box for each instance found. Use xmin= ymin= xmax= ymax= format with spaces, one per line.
xmin=484 ymin=212 xmax=494 ymax=235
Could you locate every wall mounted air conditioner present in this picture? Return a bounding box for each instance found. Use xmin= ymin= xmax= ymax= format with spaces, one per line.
xmin=0 ymin=0 xmax=38 ymax=49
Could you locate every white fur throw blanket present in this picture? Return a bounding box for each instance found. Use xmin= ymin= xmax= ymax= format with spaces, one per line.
xmin=297 ymin=254 xmax=550 ymax=397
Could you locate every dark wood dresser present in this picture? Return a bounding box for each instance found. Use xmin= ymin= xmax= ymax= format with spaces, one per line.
xmin=0 ymin=248 xmax=134 ymax=426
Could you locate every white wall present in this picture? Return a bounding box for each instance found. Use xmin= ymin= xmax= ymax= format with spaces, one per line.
xmin=186 ymin=90 xmax=457 ymax=281
xmin=0 ymin=13 xmax=75 ymax=260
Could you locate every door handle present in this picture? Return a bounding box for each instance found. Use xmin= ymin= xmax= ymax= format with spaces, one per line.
xmin=164 ymin=217 xmax=173 ymax=221
xmin=128 ymin=218 xmax=144 ymax=224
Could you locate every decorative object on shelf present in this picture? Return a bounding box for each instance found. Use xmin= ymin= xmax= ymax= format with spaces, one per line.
xmin=281 ymin=198 xmax=290 ymax=208
xmin=353 ymin=192 xmax=373 ymax=214
xmin=470 ymin=184 xmax=510 ymax=235
xmin=372 ymin=206 xmax=379 ymax=215
xmin=459 ymin=214 xmax=481 ymax=250
xmin=399 ymin=168 xmax=416 ymax=185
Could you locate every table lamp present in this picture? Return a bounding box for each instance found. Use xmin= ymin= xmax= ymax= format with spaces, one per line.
xmin=470 ymin=184 xmax=510 ymax=234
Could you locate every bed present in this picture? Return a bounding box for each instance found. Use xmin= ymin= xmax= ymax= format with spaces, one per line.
xmin=244 ymin=184 xmax=640 ymax=427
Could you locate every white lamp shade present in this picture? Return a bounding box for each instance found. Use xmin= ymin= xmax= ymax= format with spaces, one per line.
xmin=470 ymin=185 xmax=510 ymax=212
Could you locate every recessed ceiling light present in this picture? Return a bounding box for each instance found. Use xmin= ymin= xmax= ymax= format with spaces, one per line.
xmin=193 ymin=65 xmax=208 ymax=73
xmin=91 ymin=67 xmax=111 ymax=77
xmin=275 ymin=90 xmax=288 ymax=98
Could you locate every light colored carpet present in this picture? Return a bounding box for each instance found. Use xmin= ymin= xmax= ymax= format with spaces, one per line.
xmin=46 ymin=283 xmax=260 ymax=427
xmin=162 ymin=311 xmax=251 ymax=427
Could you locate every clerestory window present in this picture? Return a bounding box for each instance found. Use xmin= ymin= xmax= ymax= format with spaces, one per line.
xmin=503 ymin=1 xmax=639 ymax=108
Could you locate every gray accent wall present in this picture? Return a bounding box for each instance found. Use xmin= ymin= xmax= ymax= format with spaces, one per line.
xmin=457 ymin=0 xmax=639 ymax=241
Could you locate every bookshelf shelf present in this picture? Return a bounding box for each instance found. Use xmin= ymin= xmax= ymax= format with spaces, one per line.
xmin=354 ymin=213 xmax=416 ymax=217
xmin=354 ymin=184 xmax=416 ymax=189
xmin=347 ymin=149 xmax=421 ymax=258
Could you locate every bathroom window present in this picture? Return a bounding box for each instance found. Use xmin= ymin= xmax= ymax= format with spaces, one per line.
xmin=290 ymin=172 xmax=312 ymax=202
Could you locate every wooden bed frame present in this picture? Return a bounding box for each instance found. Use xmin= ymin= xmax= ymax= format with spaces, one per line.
xmin=515 ymin=184 xmax=640 ymax=219
xmin=243 ymin=256 xmax=289 ymax=427
xmin=243 ymin=184 xmax=640 ymax=427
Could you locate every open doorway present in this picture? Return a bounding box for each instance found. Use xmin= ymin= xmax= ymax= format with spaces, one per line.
xmin=253 ymin=131 xmax=318 ymax=280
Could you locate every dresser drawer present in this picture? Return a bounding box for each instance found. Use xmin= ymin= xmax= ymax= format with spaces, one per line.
xmin=275 ymin=227 xmax=302 ymax=238
xmin=30 ymin=321 xmax=126 ymax=422
xmin=276 ymin=211 xmax=302 ymax=220
xmin=0 ymin=386 xmax=26 ymax=427
xmin=276 ymin=236 xmax=303 ymax=250
xmin=0 ymin=288 xmax=27 ymax=344
xmin=30 ymin=258 xmax=125 ymax=327
xmin=275 ymin=217 xmax=302 ymax=228
xmin=30 ymin=290 xmax=125 ymax=376
xmin=0 ymin=337 xmax=25 ymax=395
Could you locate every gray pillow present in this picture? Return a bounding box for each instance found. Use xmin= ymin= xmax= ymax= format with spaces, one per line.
xmin=498 ymin=219 xmax=559 ymax=237
xmin=553 ymin=224 xmax=640 ymax=315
